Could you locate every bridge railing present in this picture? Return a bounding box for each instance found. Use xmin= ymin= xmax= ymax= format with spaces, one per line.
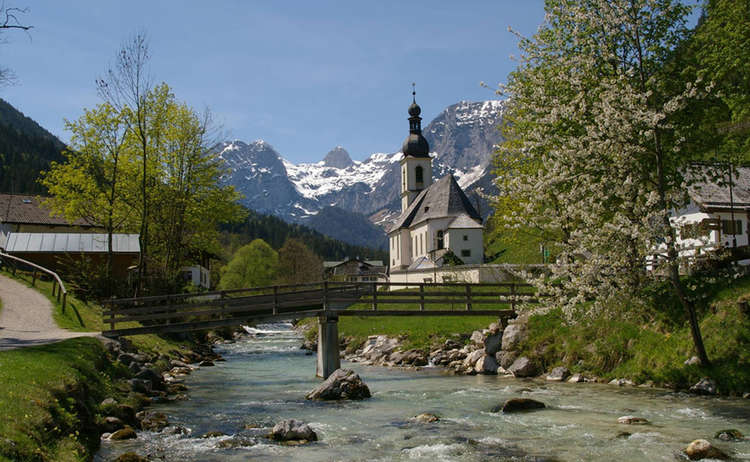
xmin=102 ymin=281 xmax=538 ymax=337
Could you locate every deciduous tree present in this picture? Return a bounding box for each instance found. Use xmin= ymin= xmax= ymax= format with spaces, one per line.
xmin=218 ymin=239 xmax=279 ymax=290
xmin=494 ymin=0 xmax=712 ymax=365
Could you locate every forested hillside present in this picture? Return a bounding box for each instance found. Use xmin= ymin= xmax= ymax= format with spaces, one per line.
xmin=0 ymin=99 xmax=65 ymax=194
xmin=222 ymin=208 xmax=387 ymax=262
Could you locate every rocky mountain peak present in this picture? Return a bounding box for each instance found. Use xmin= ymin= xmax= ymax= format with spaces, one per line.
xmin=322 ymin=146 xmax=354 ymax=169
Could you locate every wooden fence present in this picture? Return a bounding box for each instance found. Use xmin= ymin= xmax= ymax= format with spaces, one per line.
xmin=0 ymin=251 xmax=68 ymax=312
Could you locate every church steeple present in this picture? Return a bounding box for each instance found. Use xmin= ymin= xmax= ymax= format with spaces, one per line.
xmin=402 ymin=84 xmax=430 ymax=158
xmin=400 ymin=84 xmax=432 ymax=212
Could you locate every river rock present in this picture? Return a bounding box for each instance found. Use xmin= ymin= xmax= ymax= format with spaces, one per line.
xmin=463 ymin=349 xmax=485 ymax=369
xmin=608 ymin=378 xmax=634 ymax=387
xmin=135 ymin=368 xmax=165 ymax=391
xmin=496 ymin=350 xmax=518 ymax=369
xmin=113 ymin=453 xmax=149 ymax=462
xmin=684 ymin=439 xmax=729 ymax=460
xmin=216 ymin=436 xmax=256 ymax=448
xmin=715 ymin=429 xmax=744 ymax=441
xmin=306 ymin=368 xmax=371 ymax=400
xmin=199 ymin=360 xmax=215 ymax=367
xmin=567 ymin=373 xmax=585 ymax=383
xmin=689 ymin=378 xmax=718 ymax=395
xmin=617 ymin=416 xmax=649 ymax=425
xmin=501 ymin=323 xmax=527 ymax=351
xmin=99 ymin=416 xmax=125 ymax=433
xmin=410 ymin=413 xmax=440 ymax=423
xmin=109 ymin=426 xmax=137 ymax=441
xmin=474 ymin=354 xmax=499 ymax=374
xmin=546 ymin=366 xmax=570 ymax=382
xmin=361 ymin=335 xmax=399 ymax=361
xmin=483 ymin=331 xmax=502 ymax=355
xmin=492 ymin=398 xmax=546 ymax=413
xmin=470 ymin=330 xmax=485 ymax=345
xmin=201 ymin=431 xmax=226 ymax=438
xmin=508 ymin=356 xmax=538 ymax=378
xmin=270 ymin=419 xmax=318 ymax=442
xmin=137 ymin=411 xmax=169 ymax=432
xmin=128 ymin=378 xmax=152 ymax=395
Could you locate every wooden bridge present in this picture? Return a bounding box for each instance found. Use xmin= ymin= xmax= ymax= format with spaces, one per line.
xmin=103 ymin=281 xmax=535 ymax=378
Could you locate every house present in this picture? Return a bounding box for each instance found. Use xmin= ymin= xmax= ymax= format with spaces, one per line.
xmin=323 ymin=258 xmax=386 ymax=282
xmin=661 ymin=165 xmax=750 ymax=266
xmin=0 ymin=193 xmax=139 ymax=277
xmin=0 ymin=194 xmax=100 ymax=249
xmin=387 ymin=94 xmax=484 ymax=279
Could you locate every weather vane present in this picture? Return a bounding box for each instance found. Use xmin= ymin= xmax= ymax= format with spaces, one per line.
xmin=412 ymin=82 xmax=416 ymax=102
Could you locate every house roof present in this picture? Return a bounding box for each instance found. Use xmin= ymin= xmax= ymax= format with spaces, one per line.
xmin=388 ymin=175 xmax=482 ymax=233
xmin=448 ymin=214 xmax=484 ymax=229
xmin=323 ymin=258 xmax=384 ymax=269
xmin=4 ymin=233 xmax=140 ymax=253
xmin=687 ymin=166 xmax=750 ymax=209
xmin=0 ymin=194 xmax=93 ymax=227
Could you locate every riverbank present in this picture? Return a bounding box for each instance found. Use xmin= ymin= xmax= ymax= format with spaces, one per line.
xmin=299 ymin=274 xmax=750 ymax=396
xmin=0 ymin=270 xmax=231 ymax=461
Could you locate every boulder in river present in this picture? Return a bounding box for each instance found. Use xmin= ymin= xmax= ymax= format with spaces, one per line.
xmin=474 ymin=354 xmax=499 ymax=375
xmin=546 ymin=366 xmax=570 ymax=382
xmin=715 ymin=429 xmax=744 ymax=441
xmin=492 ymin=398 xmax=546 ymax=413
xmin=270 ymin=419 xmax=318 ymax=442
xmin=109 ymin=426 xmax=137 ymax=441
xmin=567 ymin=373 xmax=585 ymax=383
xmin=410 ymin=413 xmax=440 ymax=423
xmin=508 ymin=356 xmax=538 ymax=378
xmin=689 ymin=377 xmax=718 ymax=395
xmin=113 ymin=453 xmax=149 ymax=462
xmin=137 ymin=410 xmax=169 ymax=432
xmin=684 ymin=439 xmax=729 ymax=460
xmin=496 ymin=350 xmax=518 ymax=369
xmin=305 ymin=368 xmax=371 ymax=400
xmin=617 ymin=416 xmax=649 ymax=425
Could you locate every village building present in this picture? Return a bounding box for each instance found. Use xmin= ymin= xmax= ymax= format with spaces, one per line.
xmin=387 ymin=94 xmax=484 ymax=283
xmin=0 ymin=193 xmax=140 ymax=279
xmin=323 ymin=257 xmax=386 ymax=282
xmin=654 ymin=165 xmax=750 ymax=268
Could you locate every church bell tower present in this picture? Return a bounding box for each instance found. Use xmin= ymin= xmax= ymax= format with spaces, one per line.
xmin=400 ymin=86 xmax=432 ymax=212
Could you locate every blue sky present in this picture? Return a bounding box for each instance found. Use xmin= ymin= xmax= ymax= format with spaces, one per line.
xmin=4 ymin=1 xmax=546 ymax=162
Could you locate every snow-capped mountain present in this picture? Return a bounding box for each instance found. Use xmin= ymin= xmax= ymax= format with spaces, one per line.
xmin=217 ymin=100 xmax=505 ymax=248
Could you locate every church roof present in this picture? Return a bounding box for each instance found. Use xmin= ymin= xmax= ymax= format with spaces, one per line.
xmin=388 ymin=175 xmax=482 ymax=233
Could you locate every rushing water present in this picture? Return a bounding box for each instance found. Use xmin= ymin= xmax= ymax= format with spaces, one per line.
xmin=97 ymin=323 xmax=750 ymax=461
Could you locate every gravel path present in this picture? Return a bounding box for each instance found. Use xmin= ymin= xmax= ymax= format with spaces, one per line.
xmin=0 ymin=274 xmax=100 ymax=350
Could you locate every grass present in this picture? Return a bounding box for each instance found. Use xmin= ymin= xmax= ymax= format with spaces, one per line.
xmin=0 ymin=337 xmax=129 ymax=462
xmin=517 ymin=275 xmax=750 ymax=394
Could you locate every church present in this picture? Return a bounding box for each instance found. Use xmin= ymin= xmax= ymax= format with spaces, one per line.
xmin=387 ymin=94 xmax=484 ymax=274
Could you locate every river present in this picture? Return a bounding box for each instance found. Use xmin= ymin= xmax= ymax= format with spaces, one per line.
xmin=96 ymin=323 xmax=750 ymax=461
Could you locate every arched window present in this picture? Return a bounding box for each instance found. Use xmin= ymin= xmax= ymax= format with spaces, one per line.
xmin=436 ymin=230 xmax=444 ymax=249
xmin=415 ymin=166 xmax=423 ymax=184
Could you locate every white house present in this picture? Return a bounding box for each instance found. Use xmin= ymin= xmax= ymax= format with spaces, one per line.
xmin=659 ymin=165 xmax=750 ymax=267
xmin=387 ymin=94 xmax=484 ymax=276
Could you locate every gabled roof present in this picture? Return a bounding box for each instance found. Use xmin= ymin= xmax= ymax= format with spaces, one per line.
xmin=0 ymin=194 xmax=93 ymax=227
xmin=687 ymin=166 xmax=750 ymax=209
xmin=388 ymin=175 xmax=482 ymax=233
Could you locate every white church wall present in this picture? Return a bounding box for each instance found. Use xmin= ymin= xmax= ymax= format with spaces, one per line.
xmin=447 ymin=228 xmax=483 ymax=264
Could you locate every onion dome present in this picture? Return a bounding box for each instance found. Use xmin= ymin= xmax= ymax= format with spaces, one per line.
xmin=402 ymin=86 xmax=430 ymax=158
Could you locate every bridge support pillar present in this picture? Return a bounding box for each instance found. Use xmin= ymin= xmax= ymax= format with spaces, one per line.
xmin=316 ymin=315 xmax=340 ymax=379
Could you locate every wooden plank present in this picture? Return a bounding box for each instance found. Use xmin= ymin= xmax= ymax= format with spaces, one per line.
xmin=335 ymin=310 xmax=516 ymax=317
xmin=103 ymin=309 xmax=325 ymax=337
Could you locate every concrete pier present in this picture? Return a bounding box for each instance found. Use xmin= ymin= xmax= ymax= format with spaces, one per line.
xmin=316 ymin=315 xmax=340 ymax=378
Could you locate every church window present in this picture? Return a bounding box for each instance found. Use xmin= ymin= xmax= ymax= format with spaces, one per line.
xmin=463 ymin=235 xmax=468 ymax=241
xmin=461 ymin=249 xmax=471 ymax=257
xmin=415 ymin=166 xmax=423 ymax=184
xmin=436 ymin=230 xmax=444 ymax=249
